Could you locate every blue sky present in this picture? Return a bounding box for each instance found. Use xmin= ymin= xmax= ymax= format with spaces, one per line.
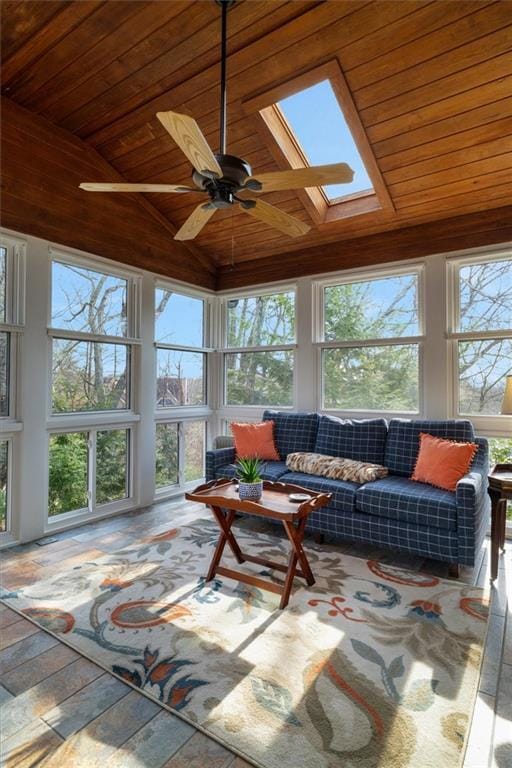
xmin=278 ymin=79 xmax=373 ymax=200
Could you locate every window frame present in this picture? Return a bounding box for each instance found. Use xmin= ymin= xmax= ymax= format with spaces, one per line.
xmin=242 ymin=59 xmax=394 ymax=225
xmin=154 ymin=281 xmax=212 ymax=414
xmin=0 ymin=233 xmax=26 ymax=425
xmin=46 ymin=248 xmax=140 ymax=528
xmin=314 ymin=264 xmax=425 ymax=417
xmin=46 ymin=423 xmax=134 ymax=527
xmin=47 ymin=249 xmax=141 ymax=420
xmin=0 ymin=233 xmax=26 ymax=544
xmin=220 ymin=284 xmax=297 ymax=410
xmin=0 ymin=437 xmax=12 ymax=536
xmin=447 ymin=249 xmax=512 ymax=436
xmin=153 ymin=281 xmax=212 ymax=502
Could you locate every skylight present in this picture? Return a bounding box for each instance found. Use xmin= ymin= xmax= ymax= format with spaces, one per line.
xmin=278 ymin=79 xmax=374 ymax=203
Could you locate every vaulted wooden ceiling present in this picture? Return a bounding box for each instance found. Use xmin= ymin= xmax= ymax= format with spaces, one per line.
xmin=1 ymin=0 xmax=511 ymax=289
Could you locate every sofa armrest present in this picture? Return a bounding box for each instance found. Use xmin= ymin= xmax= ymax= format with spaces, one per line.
xmin=456 ymin=437 xmax=489 ymax=505
xmin=205 ymin=447 xmax=236 ymax=482
xmin=455 ymin=437 xmax=490 ymax=566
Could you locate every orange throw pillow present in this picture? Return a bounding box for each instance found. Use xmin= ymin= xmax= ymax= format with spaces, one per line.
xmin=230 ymin=421 xmax=280 ymax=461
xmin=411 ymin=432 xmax=478 ymax=492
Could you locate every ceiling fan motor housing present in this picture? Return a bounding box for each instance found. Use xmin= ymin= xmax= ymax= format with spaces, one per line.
xmin=193 ymin=154 xmax=254 ymax=208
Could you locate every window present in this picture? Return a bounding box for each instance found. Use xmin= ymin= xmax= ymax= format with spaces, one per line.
xmin=51 ymin=262 xmax=128 ymax=337
xmin=453 ymin=256 xmax=512 ymax=416
xmin=156 ymin=350 xmax=205 ymax=407
xmin=0 ymin=439 xmax=8 ymax=532
xmin=0 ymin=246 xmax=6 ymax=324
xmin=224 ymin=290 xmax=295 ymax=407
xmin=154 ymin=286 xmax=210 ymax=496
xmin=52 ymin=340 xmax=129 ymax=413
xmin=47 ymin=253 xmax=138 ymax=522
xmin=48 ymin=432 xmax=89 ymax=517
xmin=184 ymin=420 xmax=205 ymax=482
xmin=96 ymin=429 xmax=129 ymax=505
xmin=50 ymin=258 xmax=135 ymax=414
xmin=0 ymin=331 xmax=9 ymax=417
xmin=278 ymin=80 xmax=373 ymax=203
xmin=487 ymin=437 xmax=512 ymax=522
xmin=0 ymin=237 xmax=24 ymax=422
xmin=154 ymin=419 xmax=207 ymax=491
xmin=48 ymin=428 xmax=130 ymax=518
xmin=320 ymin=271 xmax=421 ymax=412
xmin=155 ymin=288 xmax=207 ymax=409
xmin=244 ymin=60 xmax=391 ymax=224
xmin=155 ymin=423 xmax=179 ymax=489
xmin=0 ymin=234 xmax=24 ymax=539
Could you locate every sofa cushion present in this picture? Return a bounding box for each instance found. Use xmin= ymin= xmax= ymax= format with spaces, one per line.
xmin=286 ymin=452 xmax=388 ymax=483
xmin=314 ymin=414 xmax=388 ymax=465
xmin=262 ymin=410 xmax=319 ymax=458
xmin=356 ymin=475 xmax=457 ymax=531
xmin=385 ymin=419 xmax=475 ymax=477
xmin=411 ymin=432 xmax=478 ymax=491
xmin=279 ymin=471 xmax=358 ymax=513
xmin=214 ymin=460 xmax=289 ymax=482
xmin=231 ymin=421 xmax=280 ymax=460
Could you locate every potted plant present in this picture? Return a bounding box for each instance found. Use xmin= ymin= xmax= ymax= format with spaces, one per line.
xmin=235 ymin=457 xmax=264 ymax=502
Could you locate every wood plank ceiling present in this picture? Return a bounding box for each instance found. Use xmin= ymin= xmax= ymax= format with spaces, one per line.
xmin=1 ymin=0 xmax=511 ymax=289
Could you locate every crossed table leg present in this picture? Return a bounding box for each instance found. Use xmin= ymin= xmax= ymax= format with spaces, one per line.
xmin=206 ymin=505 xmax=315 ymax=609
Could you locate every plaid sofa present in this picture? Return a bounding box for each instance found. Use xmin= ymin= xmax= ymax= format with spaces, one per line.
xmin=205 ymin=412 xmax=490 ymax=568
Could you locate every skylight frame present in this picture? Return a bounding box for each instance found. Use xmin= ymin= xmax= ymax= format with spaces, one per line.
xmin=242 ymin=60 xmax=394 ymax=225
xmin=275 ymin=80 xmax=375 ymax=205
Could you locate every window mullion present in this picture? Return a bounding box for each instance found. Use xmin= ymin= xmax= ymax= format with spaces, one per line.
xmin=178 ymin=422 xmax=185 ymax=487
xmin=48 ymin=328 xmax=140 ymax=345
xmin=89 ymin=430 xmax=96 ymax=513
xmin=317 ymin=336 xmax=423 ymax=350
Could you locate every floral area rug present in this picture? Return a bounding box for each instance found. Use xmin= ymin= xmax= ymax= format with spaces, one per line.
xmin=1 ymin=518 xmax=489 ymax=768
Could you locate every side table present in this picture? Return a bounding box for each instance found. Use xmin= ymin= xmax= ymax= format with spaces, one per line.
xmin=488 ymin=463 xmax=512 ymax=581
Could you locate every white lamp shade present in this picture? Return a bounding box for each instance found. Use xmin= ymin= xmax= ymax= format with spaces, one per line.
xmin=501 ymin=374 xmax=512 ymax=414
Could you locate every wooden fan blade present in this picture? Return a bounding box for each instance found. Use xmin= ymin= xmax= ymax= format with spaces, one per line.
xmin=79 ymin=183 xmax=197 ymax=193
xmin=242 ymin=200 xmax=310 ymax=238
xmin=156 ymin=111 xmax=222 ymax=178
xmin=175 ymin=204 xmax=216 ymax=241
xmin=248 ymin=163 xmax=354 ymax=192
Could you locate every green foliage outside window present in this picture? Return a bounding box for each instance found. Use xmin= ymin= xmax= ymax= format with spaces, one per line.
xmin=48 ymin=432 xmax=88 ymax=517
xmin=226 ymin=350 xmax=294 ymax=406
xmin=0 ymin=440 xmax=7 ymax=531
xmin=155 ymin=423 xmax=179 ymax=488
xmin=488 ymin=437 xmax=512 ymax=521
xmin=184 ymin=421 xmax=205 ymax=482
xmin=48 ymin=430 xmax=129 ymax=517
xmin=96 ymin=430 xmax=128 ymax=505
xmin=225 ymin=292 xmax=295 ymax=406
xmin=323 ymin=276 xmax=419 ymax=411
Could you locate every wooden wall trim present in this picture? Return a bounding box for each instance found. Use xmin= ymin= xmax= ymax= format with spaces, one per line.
xmin=216 ymin=205 xmax=512 ymax=289
xmin=0 ymin=97 xmax=215 ymax=288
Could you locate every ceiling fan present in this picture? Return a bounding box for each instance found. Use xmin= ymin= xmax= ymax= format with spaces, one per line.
xmin=79 ymin=0 xmax=354 ymax=241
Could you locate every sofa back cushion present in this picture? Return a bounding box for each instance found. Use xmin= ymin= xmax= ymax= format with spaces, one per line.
xmin=385 ymin=419 xmax=475 ymax=477
xmin=314 ymin=415 xmax=388 ymax=465
xmin=262 ymin=410 xmax=319 ymax=458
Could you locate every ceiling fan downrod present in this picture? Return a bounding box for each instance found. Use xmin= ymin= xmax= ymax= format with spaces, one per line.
xmin=216 ymin=0 xmax=235 ymax=155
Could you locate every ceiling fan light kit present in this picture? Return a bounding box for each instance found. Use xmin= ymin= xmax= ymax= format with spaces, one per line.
xmin=79 ymin=0 xmax=354 ymax=241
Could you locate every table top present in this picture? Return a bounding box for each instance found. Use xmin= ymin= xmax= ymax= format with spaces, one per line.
xmin=185 ymin=478 xmax=332 ymax=521
xmin=489 ymin=464 xmax=512 ymax=493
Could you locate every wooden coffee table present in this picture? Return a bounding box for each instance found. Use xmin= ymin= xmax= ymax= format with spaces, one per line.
xmin=186 ymin=478 xmax=332 ymax=609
